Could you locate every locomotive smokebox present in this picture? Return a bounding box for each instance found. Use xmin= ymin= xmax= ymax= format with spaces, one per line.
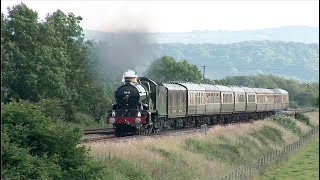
xmin=115 ymin=70 xmax=148 ymax=109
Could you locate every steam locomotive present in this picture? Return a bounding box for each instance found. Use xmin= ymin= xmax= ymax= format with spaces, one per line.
xmin=106 ymin=73 xmax=289 ymax=137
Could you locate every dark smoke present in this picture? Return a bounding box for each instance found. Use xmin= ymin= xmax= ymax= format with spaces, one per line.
xmin=98 ymin=31 xmax=153 ymax=73
xmin=90 ymin=14 xmax=157 ymax=87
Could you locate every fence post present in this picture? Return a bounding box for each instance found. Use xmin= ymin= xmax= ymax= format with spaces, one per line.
xmin=244 ymin=165 xmax=249 ymax=178
xmin=235 ymin=169 xmax=238 ymax=180
xmin=251 ymin=164 xmax=254 ymax=178
xmin=268 ymin=153 xmax=271 ymax=163
xmin=231 ymin=172 xmax=234 ymax=180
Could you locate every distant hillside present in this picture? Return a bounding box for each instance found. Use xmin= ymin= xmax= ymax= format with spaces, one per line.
xmin=83 ymin=27 xmax=319 ymax=82
xmin=84 ymin=26 xmax=319 ymax=44
xmin=150 ymin=41 xmax=319 ymax=82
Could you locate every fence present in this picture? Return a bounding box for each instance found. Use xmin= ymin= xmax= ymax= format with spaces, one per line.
xmin=218 ymin=125 xmax=319 ymax=180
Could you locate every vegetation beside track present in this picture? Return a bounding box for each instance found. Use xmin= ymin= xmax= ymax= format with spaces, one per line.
xmin=87 ymin=112 xmax=318 ymax=179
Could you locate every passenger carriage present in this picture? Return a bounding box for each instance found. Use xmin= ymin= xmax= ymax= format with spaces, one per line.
xmin=230 ymin=86 xmax=246 ymax=112
xmin=241 ymin=87 xmax=257 ymax=112
xmin=215 ymin=85 xmax=234 ymax=113
xmin=200 ymin=84 xmax=221 ymax=115
xmin=177 ymin=83 xmax=206 ymax=115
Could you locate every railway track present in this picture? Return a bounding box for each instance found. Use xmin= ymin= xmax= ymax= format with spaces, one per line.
xmin=287 ymin=108 xmax=315 ymax=113
xmin=80 ymin=108 xmax=314 ymax=144
xmin=81 ymin=120 xmax=252 ymax=144
xmin=84 ymin=128 xmax=114 ymax=135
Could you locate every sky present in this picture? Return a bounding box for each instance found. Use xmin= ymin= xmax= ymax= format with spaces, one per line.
xmin=1 ymin=0 xmax=319 ymax=32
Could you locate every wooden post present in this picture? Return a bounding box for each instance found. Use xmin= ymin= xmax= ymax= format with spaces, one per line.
xmin=272 ymin=151 xmax=275 ymax=162
xmin=289 ymin=144 xmax=292 ymax=153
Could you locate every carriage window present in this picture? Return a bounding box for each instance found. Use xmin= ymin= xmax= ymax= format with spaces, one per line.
xmin=275 ymin=95 xmax=281 ymax=103
xmin=237 ymin=94 xmax=245 ymax=103
xmin=257 ymin=95 xmax=265 ymax=103
xmin=283 ymin=95 xmax=288 ymax=103
xmin=248 ymin=95 xmax=255 ymax=103
xmin=223 ymin=93 xmax=233 ymax=103
xmin=214 ymin=93 xmax=220 ymax=103
xmin=266 ymin=95 xmax=274 ymax=103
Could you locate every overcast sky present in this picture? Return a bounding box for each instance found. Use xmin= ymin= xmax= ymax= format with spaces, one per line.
xmin=1 ymin=0 xmax=319 ymax=32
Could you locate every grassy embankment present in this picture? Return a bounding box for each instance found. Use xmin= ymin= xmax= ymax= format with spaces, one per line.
xmin=86 ymin=111 xmax=319 ymax=180
xmin=256 ymin=133 xmax=319 ymax=180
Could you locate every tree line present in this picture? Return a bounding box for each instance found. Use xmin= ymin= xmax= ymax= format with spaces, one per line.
xmin=151 ymin=41 xmax=319 ymax=82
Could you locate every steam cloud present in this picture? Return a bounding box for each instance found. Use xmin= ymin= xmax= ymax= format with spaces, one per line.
xmin=92 ymin=14 xmax=156 ymax=85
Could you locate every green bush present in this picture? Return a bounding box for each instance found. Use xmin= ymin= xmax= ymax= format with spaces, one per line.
xmin=294 ymin=112 xmax=314 ymax=127
xmin=74 ymin=112 xmax=96 ymax=125
xmin=36 ymin=98 xmax=65 ymax=121
xmin=251 ymin=126 xmax=284 ymax=145
xmin=185 ymin=127 xmax=285 ymax=165
xmin=1 ymin=101 xmax=104 ymax=179
xmin=289 ymin=101 xmax=299 ymax=109
xmin=184 ymin=138 xmax=244 ymax=165
xmin=272 ymin=115 xmax=302 ymax=136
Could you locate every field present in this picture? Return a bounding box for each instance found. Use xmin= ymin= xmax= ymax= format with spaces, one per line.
xmin=86 ymin=112 xmax=319 ymax=180
xmin=256 ymin=133 xmax=319 ymax=180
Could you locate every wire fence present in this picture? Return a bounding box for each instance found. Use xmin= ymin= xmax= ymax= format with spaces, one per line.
xmin=218 ymin=125 xmax=319 ymax=180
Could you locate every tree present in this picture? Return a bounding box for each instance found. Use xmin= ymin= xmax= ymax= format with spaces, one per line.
xmin=1 ymin=3 xmax=113 ymax=121
xmin=144 ymin=56 xmax=202 ymax=83
xmin=1 ymin=101 xmax=104 ymax=179
xmin=1 ymin=3 xmax=69 ymax=102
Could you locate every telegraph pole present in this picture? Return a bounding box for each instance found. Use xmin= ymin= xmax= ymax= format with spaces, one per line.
xmin=202 ymin=65 xmax=206 ymax=81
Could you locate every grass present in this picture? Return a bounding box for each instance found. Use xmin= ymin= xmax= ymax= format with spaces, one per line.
xmin=272 ymin=115 xmax=303 ymax=136
xmin=295 ymin=112 xmax=314 ymax=127
xmin=86 ymin=112 xmax=318 ymax=180
xmin=184 ymin=126 xmax=284 ymax=165
xmin=250 ymin=126 xmax=284 ymax=146
xmin=100 ymin=156 xmax=152 ymax=180
xmin=256 ymin=134 xmax=319 ymax=180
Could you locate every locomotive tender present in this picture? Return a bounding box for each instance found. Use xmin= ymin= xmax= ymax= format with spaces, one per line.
xmin=106 ymin=73 xmax=289 ymax=137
